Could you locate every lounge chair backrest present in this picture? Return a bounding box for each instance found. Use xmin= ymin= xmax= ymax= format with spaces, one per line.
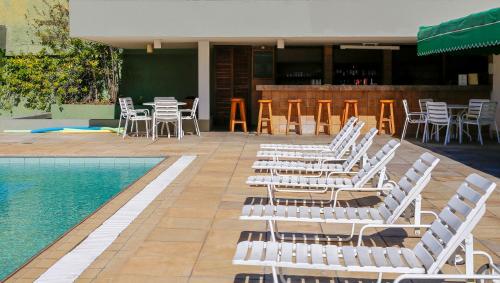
xmin=341 ymin=128 xmax=378 ymax=171
xmin=426 ymin=102 xmax=449 ymax=124
xmin=378 ymin=152 xmax=440 ymax=223
xmin=478 ymin=102 xmax=497 ymax=124
xmin=333 ymin=121 xmax=364 ymax=158
xmin=351 ymin=139 xmax=400 ymax=187
xmin=328 ymin=117 xmax=357 ymax=150
xmin=413 ymin=173 xmax=496 ymax=274
xmin=467 ymin=99 xmax=489 ymax=117
xmin=154 ymin=99 xmax=178 ymax=121
xmin=419 ymin=98 xmax=433 ymax=113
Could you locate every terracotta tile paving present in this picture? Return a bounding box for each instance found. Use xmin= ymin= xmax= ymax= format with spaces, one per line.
xmin=0 ymin=132 xmax=499 ymax=282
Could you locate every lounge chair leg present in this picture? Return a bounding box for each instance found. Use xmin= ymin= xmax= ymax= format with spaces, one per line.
xmin=414 ymin=195 xmax=422 ymax=236
xmin=477 ymin=124 xmax=483 ymax=145
xmin=268 ymin=220 xmax=277 ymax=242
xmin=401 ymin=119 xmax=408 ymax=141
xmin=117 ymin=115 xmax=122 ymax=135
xmin=495 ymin=122 xmax=500 ymax=143
xmin=416 ymin=122 xmax=420 ymax=139
xmin=271 ymin=266 xmax=279 ymax=283
xmin=465 ymin=234 xmax=474 ymax=277
xmin=267 ymin=185 xmax=275 ymax=206
xmin=122 ymin=118 xmax=129 ymax=139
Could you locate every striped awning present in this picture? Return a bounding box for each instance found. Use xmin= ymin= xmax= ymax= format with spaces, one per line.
xmin=417 ymin=7 xmax=500 ymax=56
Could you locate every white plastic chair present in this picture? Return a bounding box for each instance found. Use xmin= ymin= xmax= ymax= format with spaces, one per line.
xmin=423 ymin=102 xmax=457 ymax=145
xmin=233 ymin=173 xmax=498 ymax=283
xmin=460 ymin=101 xmax=499 ymax=145
xmin=401 ymin=99 xmax=426 ymax=141
xmin=242 ymin=152 xmax=440 ymax=242
xmin=118 ymin=97 xmax=151 ymax=138
xmin=180 ymin=97 xmax=200 ymax=136
xmin=418 ymin=98 xmax=433 ymax=114
xmin=152 ymin=99 xmax=180 ymax=140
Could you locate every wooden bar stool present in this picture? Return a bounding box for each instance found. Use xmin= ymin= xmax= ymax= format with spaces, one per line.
xmin=378 ymin=99 xmax=396 ymax=135
xmin=229 ymin=98 xmax=247 ymax=133
xmin=315 ymin=99 xmax=333 ymax=135
xmin=286 ymin=99 xmax=303 ymax=135
xmin=257 ymin=99 xmax=273 ymax=135
xmin=341 ymin=99 xmax=359 ymax=128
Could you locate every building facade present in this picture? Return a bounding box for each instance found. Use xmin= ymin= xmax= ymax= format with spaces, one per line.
xmin=70 ymin=0 xmax=500 ymax=131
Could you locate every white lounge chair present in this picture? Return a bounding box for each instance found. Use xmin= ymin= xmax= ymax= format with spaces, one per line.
xmin=247 ymin=140 xmax=401 ymax=204
xmin=252 ymin=128 xmax=378 ymax=176
xmin=241 ymin=152 xmax=440 ymax=242
xmin=233 ymin=173 xmax=498 ymax=283
xmin=259 ymin=117 xmax=357 ymax=151
xmin=256 ymin=122 xmax=364 ymax=161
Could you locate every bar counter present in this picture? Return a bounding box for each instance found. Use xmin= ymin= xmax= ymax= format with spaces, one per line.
xmin=257 ymin=84 xmax=491 ymax=135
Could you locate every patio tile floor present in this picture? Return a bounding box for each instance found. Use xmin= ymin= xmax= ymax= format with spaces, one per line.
xmin=0 ymin=132 xmax=499 ymax=282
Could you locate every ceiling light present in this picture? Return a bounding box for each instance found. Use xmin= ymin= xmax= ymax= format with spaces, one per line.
xmin=153 ymin=39 xmax=162 ymax=49
xmin=277 ymin=39 xmax=285 ymax=49
xmin=340 ymin=44 xmax=400 ymax=50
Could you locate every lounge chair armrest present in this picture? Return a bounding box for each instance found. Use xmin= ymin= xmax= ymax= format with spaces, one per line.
xmin=420 ymin=210 xmax=439 ymax=221
xmin=357 ymin=223 xmax=431 ymax=246
xmin=332 ymin=187 xmax=391 ymax=206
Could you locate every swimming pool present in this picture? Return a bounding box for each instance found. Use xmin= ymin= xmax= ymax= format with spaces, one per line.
xmin=0 ymin=157 xmax=164 ymax=280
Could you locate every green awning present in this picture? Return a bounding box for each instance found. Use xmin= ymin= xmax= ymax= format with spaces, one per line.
xmin=417 ymin=7 xmax=500 ymax=56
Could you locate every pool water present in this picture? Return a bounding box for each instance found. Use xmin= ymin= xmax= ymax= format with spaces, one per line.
xmin=0 ymin=157 xmax=163 ymax=280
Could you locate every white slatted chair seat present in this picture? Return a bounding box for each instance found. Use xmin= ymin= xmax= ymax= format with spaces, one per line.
xmin=242 ymin=153 xmax=440 ymax=225
xmin=252 ymin=128 xmax=377 ymax=173
xmin=246 ymin=175 xmax=354 ymax=188
xmin=256 ymin=122 xmax=365 ymax=161
xmin=233 ymin=241 xmax=425 ymax=274
xmin=252 ymin=160 xmax=344 ymax=172
xmin=260 ymin=117 xmax=357 ymax=151
xmin=256 ymin=150 xmax=340 ymax=160
xmin=240 ymin=204 xmax=385 ymax=224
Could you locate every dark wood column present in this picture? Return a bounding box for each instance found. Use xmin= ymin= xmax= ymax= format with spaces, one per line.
xmin=323 ymin=45 xmax=333 ymax=84
xmin=382 ymin=50 xmax=392 ymax=85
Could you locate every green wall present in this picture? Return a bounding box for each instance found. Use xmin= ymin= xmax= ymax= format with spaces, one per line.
xmin=119 ymin=49 xmax=198 ymax=104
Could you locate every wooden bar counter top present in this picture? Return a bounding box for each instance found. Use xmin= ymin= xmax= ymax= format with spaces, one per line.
xmin=257 ymin=84 xmax=491 ymax=135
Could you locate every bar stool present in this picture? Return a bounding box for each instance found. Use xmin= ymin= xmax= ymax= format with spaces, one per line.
xmin=341 ymin=99 xmax=359 ymax=128
xmin=286 ymin=99 xmax=303 ymax=135
xmin=315 ymin=99 xmax=333 ymax=135
xmin=229 ymin=98 xmax=247 ymax=133
xmin=378 ymin=99 xmax=396 ymax=135
xmin=257 ymin=99 xmax=273 ymax=135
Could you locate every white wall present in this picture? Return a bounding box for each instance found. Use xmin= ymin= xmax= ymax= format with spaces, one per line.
xmin=492 ymin=55 xmax=500 ymax=127
xmin=70 ymin=0 xmax=500 ymax=47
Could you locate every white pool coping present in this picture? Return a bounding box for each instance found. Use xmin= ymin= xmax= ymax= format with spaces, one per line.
xmin=35 ymin=155 xmax=196 ymax=283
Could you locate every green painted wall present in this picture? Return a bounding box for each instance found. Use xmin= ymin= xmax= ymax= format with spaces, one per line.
xmin=119 ymin=49 xmax=198 ymax=105
xmin=0 ymin=0 xmax=45 ymax=54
